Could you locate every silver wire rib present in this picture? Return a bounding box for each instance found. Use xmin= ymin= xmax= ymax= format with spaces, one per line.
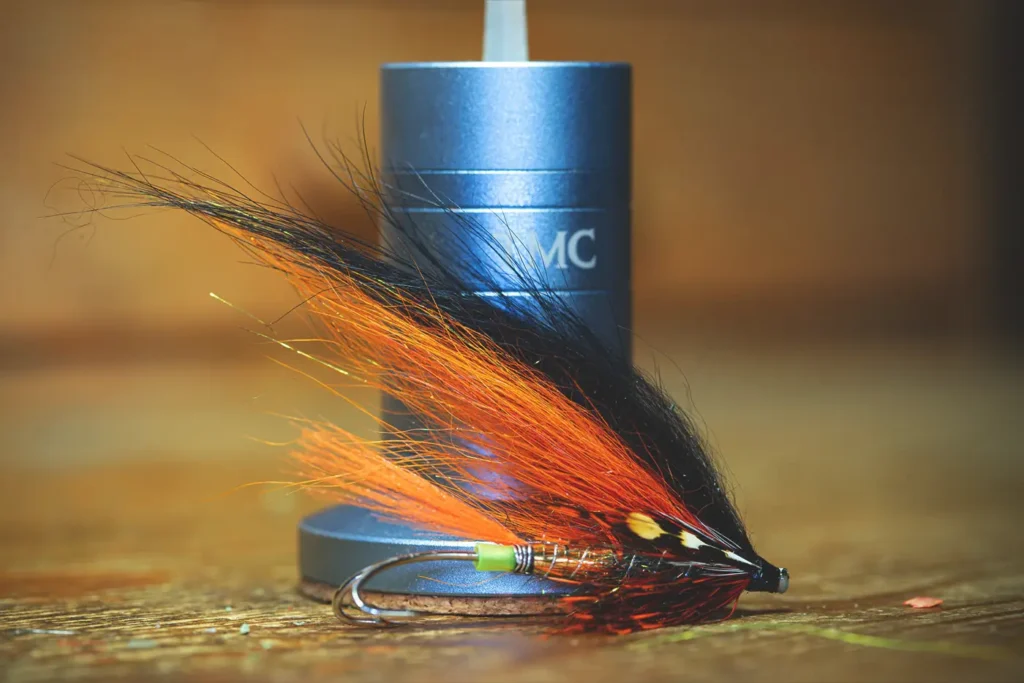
xmin=513 ymin=543 xmax=534 ymax=573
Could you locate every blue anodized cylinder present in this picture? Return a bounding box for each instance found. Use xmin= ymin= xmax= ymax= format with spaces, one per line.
xmin=379 ymin=62 xmax=632 ymax=357
xmin=297 ymin=63 xmax=632 ymax=598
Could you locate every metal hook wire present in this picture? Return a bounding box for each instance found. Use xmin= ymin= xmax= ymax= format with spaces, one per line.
xmin=332 ymin=550 xmax=479 ymax=626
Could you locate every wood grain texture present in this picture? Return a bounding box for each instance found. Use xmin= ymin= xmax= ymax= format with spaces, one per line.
xmin=1 ymin=346 xmax=1022 ymax=682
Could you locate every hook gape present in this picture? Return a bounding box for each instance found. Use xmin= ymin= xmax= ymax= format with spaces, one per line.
xmin=333 ymin=543 xmax=542 ymax=625
xmin=332 ymin=542 xmax=619 ymax=626
xmin=332 ymin=549 xmax=480 ymax=625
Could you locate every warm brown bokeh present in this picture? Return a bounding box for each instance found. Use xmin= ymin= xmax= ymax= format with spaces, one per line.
xmin=0 ymin=1 xmax=998 ymax=342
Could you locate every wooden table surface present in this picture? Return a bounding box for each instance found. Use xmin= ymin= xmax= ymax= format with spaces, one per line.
xmin=1 ymin=344 xmax=1022 ymax=682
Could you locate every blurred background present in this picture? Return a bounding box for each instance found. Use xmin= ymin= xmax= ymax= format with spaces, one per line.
xmin=0 ymin=0 xmax=1021 ymax=611
xmin=3 ymin=0 xmax=1019 ymax=342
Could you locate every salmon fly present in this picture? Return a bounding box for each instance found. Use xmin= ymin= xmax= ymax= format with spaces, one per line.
xmin=72 ymin=146 xmax=788 ymax=634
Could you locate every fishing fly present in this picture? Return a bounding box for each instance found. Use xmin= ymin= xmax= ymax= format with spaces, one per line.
xmin=70 ymin=144 xmax=788 ymax=634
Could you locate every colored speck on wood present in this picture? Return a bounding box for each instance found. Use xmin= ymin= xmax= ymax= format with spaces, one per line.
xmin=904 ymin=596 xmax=943 ymax=609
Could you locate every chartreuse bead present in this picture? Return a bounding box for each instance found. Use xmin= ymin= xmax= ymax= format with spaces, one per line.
xmin=473 ymin=543 xmax=517 ymax=572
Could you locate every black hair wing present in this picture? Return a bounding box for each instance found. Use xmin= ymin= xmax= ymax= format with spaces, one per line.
xmin=68 ymin=149 xmax=754 ymax=556
xmin=374 ymin=165 xmax=754 ymax=555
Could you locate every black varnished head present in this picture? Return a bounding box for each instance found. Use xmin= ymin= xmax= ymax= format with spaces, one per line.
xmin=747 ymin=561 xmax=789 ymax=594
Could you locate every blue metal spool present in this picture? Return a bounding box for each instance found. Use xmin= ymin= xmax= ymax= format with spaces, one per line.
xmin=299 ymin=62 xmax=632 ymax=598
